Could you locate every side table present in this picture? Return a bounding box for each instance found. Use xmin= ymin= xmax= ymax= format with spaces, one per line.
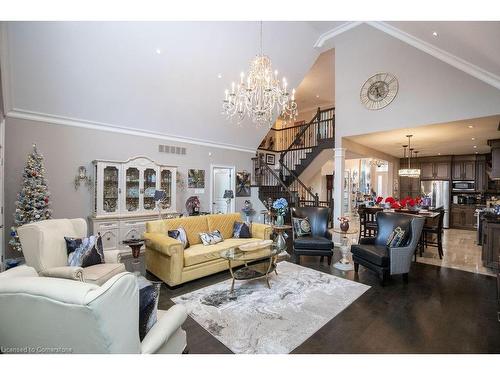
xmin=122 ymin=239 xmax=145 ymax=275
xmin=272 ymin=225 xmax=292 ymax=253
xmin=332 ymin=228 xmax=358 ymax=271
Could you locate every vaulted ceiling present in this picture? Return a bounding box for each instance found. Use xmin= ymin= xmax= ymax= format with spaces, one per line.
xmin=1 ymin=21 xmax=499 ymax=151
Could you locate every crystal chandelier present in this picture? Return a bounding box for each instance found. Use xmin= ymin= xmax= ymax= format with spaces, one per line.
xmin=398 ymin=135 xmax=421 ymax=178
xmin=369 ymin=159 xmax=387 ymax=168
xmin=222 ymin=22 xmax=298 ymax=127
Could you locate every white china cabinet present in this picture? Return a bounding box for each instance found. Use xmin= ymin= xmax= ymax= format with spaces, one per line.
xmin=91 ymin=156 xmax=177 ymax=251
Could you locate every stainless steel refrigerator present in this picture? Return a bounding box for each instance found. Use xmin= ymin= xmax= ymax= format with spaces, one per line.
xmin=421 ymin=180 xmax=450 ymax=228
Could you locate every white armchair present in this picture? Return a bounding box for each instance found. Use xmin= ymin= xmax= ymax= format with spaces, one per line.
xmin=0 ymin=266 xmax=188 ymax=354
xmin=17 ymin=218 xmax=125 ymax=285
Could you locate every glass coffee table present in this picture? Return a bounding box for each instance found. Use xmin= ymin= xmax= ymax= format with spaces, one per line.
xmin=220 ymin=246 xmax=281 ymax=292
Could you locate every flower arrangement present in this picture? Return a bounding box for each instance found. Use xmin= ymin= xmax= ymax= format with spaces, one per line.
xmin=272 ymin=198 xmax=288 ymax=216
xmin=382 ymin=196 xmax=422 ymax=210
xmin=338 ymin=216 xmax=350 ymax=232
xmin=375 ymin=196 xmax=383 ymax=205
xmin=337 ymin=216 xmax=350 ymax=224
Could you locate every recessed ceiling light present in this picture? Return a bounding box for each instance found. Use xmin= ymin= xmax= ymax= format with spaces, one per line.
xmin=473 ymin=145 xmax=477 ymax=148
xmin=468 ymin=125 xmax=474 ymax=128
xmin=432 ymin=31 xmax=439 ymax=38
xmin=316 ymin=94 xmax=320 ymax=98
xmin=155 ymin=48 xmax=162 ymax=54
xmin=217 ymin=73 xmax=222 ymax=79
xmin=471 ymin=137 xmax=475 ymax=140
xmin=438 ymin=153 xmax=441 ymax=155
xmin=475 ymin=151 xmax=479 ymax=154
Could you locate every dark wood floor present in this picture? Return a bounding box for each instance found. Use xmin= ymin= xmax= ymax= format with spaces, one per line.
xmin=154 ymin=249 xmax=500 ymax=354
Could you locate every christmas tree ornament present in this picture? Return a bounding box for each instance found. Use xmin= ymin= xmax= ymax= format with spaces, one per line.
xmin=9 ymin=144 xmax=52 ymax=252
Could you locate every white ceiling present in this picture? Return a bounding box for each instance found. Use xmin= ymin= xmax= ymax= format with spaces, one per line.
xmin=2 ymin=21 xmax=499 ymax=151
xmin=388 ymin=21 xmax=500 ymax=77
xmin=346 ymin=115 xmax=500 ymax=158
xmin=2 ymin=21 xmax=321 ymax=151
xmin=294 ymin=49 xmax=334 ymax=111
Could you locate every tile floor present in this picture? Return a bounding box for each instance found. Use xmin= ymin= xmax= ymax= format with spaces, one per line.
xmin=332 ymin=216 xmax=496 ymax=277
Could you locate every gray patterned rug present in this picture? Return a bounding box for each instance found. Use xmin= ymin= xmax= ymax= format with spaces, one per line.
xmin=172 ymin=261 xmax=370 ymax=353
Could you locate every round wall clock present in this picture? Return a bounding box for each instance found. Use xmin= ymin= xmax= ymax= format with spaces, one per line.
xmin=360 ymin=73 xmax=399 ymax=110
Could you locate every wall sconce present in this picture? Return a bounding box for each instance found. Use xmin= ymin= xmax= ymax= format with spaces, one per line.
xmin=74 ymin=166 xmax=92 ymax=191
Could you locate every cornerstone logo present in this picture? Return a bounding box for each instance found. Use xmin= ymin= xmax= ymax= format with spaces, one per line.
xmin=1 ymin=346 xmax=73 ymax=354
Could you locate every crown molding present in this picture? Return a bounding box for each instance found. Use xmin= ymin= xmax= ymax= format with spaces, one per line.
xmin=6 ymin=108 xmax=257 ymax=154
xmin=366 ymin=22 xmax=500 ymax=91
xmin=314 ymin=21 xmax=363 ymax=48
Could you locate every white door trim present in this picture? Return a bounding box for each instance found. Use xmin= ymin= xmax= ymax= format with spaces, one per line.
xmin=210 ymin=164 xmax=236 ymax=214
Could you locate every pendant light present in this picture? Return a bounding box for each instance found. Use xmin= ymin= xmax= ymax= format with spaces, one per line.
xmin=398 ymin=135 xmax=421 ymax=178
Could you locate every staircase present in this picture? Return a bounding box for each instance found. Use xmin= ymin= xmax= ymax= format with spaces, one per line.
xmin=253 ymin=107 xmax=335 ymax=212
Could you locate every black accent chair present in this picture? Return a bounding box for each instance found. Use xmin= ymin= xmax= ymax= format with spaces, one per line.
xmin=351 ymin=212 xmax=425 ymax=285
xmin=291 ymin=207 xmax=333 ymax=265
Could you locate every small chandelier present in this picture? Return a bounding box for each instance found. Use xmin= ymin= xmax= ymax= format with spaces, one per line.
xmin=369 ymin=159 xmax=387 ymax=168
xmin=222 ymin=21 xmax=298 ymax=127
xmin=398 ymin=135 xmax=421 ymax=178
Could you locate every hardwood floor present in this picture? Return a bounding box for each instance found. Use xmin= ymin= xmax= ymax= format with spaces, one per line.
xmin=154 ymin=248 xmax=500 ymax=354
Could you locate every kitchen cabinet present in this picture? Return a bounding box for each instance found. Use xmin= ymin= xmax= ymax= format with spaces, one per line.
xmin=399 ymin=176 xmax=420 ymax=198
xmin=482 ymin=219 xmax=500 ymax=270
xmin=476 ymin=156 xmax=487 ymax=192
xmin=453 ymin=157 xmax=476 ymax=181
xmin=420 ymin=161 xmax=450 ymax=180
xmin=450 ymin=205 xmax=477 ymax=230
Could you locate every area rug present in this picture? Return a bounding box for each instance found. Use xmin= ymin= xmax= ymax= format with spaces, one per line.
xmin=172 ymin=261 xmax=370 ymax=354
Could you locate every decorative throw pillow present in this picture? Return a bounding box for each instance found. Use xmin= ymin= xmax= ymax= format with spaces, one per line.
xmin=65 ymin=234 xmax=105 ymax=268
xmin=233 ymin=222 xmax=251 ymax=238
xmin=292 ymin=217 xmax=312 ymax=237
xmin=199 ymin=230 xmax=224 ymax=246
xmin=137 ymin=276 xmax=159 ymax=341
xmin=168 ymin=227 xmax=190 ymax=249
xmin=386 ymin=226 xmax=407 ymax=248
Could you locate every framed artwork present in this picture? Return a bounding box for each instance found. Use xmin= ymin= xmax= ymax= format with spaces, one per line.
xmin=188 ymin=169 xmax=205 ymax=188
xmin=236 ymin=171 xmax=251 ymax=197
xmin=265 ymin=153 xmax=275 ymax=165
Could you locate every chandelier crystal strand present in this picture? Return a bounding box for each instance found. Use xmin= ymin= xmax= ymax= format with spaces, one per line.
xmin=222 ymin=22 xmax=298 ymax=127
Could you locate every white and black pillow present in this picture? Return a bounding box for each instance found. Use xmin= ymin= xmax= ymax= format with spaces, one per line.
xmin=292 ymin=217 xmax=312 ymax=237
xmin=233 ymin=222 xmax=251 ymax=238
xmin=168 ymin=227 xmax=190 ymax=249
xmin=199 ymin=230 xmax=224 ymax=246
xmin=137 ymin=277 xmax=159 ymax=341
xmin=386 ymin=226 xmax=407 ymax=248
xmin=65 ymin=234 xmax=105 ymax=268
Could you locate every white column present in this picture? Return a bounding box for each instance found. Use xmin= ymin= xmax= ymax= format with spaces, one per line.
xmin=333 ymin=147 xmax=346 ymax=228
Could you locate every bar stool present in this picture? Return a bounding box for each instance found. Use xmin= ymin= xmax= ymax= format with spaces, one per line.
xmin=421 ymin=209 xmax=445 ymax=259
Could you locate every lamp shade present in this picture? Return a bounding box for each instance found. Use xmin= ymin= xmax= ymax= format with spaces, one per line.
xmin=223 ymin=190 xmax=234 ymax=199
xmin=154 ymin=190 xmax=166 ymax=201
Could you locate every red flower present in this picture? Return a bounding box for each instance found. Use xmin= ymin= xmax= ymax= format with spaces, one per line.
xmin=385 ymin=197 xmax=395 ymax=204
xmin=408 ymin=198 xmax=416 ymax=207
xmin=376 ymin=196 xmax=383 ymax=204
xmin=391 ymin=202 xmax=402 ymax=209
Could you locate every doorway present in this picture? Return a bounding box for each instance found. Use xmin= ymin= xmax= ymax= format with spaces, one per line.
xmin=211 ymin=165 xmax=235 ymax=214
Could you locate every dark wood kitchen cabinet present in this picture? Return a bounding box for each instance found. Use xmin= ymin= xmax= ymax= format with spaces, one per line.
xmin=476 ymin=156 xmax=487 ymax=192
xmin=418 ymin=157 xmax=451 ymax=180
xmin=450 ymin=205 xmax=477 ymax=230
xmin=452 ymin=156 xmax=476 ymax=180
xmin=482 ymin=219 xmax=500 ymax=270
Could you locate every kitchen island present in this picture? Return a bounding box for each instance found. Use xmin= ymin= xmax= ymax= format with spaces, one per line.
xmin=481 ymin=214 xmax=500 ymax=271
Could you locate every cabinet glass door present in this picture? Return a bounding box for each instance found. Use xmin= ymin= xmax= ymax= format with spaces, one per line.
xmin=160 ymin=169 xmax=172 ymax=209
xmin=125 ymin=167 xmax=140 ymax=212
xmin=143 ymin=168 xmax=157 ymax=211
xmin=103 ymin=166 xmax=119 ymax=213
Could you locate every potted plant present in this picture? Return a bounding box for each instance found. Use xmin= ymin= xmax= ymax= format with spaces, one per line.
xmin=272 ymin=198 xmax=288 ymax=226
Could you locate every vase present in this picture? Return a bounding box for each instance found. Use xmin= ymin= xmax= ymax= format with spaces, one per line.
xmin=276 ymin=215 xmax=284 ymax=226
xmin=340 ymin=221 xmax=349 ymax=232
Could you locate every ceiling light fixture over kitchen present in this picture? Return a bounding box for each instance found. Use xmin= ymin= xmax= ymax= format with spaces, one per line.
xmin=398 ymin=135 xmax=421 ymax=178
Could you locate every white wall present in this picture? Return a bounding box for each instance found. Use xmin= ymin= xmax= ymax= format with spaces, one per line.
xmin=335 ymin=24 xmax=500 ymax=144
xmin=4 ymin=117 xmax=266 ymax=259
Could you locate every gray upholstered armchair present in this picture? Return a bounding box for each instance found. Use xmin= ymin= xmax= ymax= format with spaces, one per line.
xmin=351 ymin=212 xmax=424 ymax=285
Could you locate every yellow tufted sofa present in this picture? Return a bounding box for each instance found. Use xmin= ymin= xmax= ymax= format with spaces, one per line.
xmin=143 ymin=213 xmax=272 ymax=286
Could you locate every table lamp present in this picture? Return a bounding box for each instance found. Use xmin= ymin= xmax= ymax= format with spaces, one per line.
xmin=223 ymin=189 xmax=234 ymax=213
xmin=154 ymin=189 xmax=166 ymax=220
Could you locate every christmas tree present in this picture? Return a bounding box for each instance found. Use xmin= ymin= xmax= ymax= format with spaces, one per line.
xmin=9 ymin=144 xmax=52 ymax=252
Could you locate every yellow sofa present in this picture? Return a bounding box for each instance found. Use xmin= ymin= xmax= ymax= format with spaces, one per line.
xmin=143 ymin=213 xmax=272 ymax=286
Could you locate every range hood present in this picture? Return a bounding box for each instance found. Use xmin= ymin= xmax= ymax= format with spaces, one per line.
xmin=488 ymin=139 xmax=500 ymax=180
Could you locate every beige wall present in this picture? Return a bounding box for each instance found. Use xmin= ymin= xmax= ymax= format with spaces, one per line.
xmin=4 ymin=117 xmax=266 ymax=258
